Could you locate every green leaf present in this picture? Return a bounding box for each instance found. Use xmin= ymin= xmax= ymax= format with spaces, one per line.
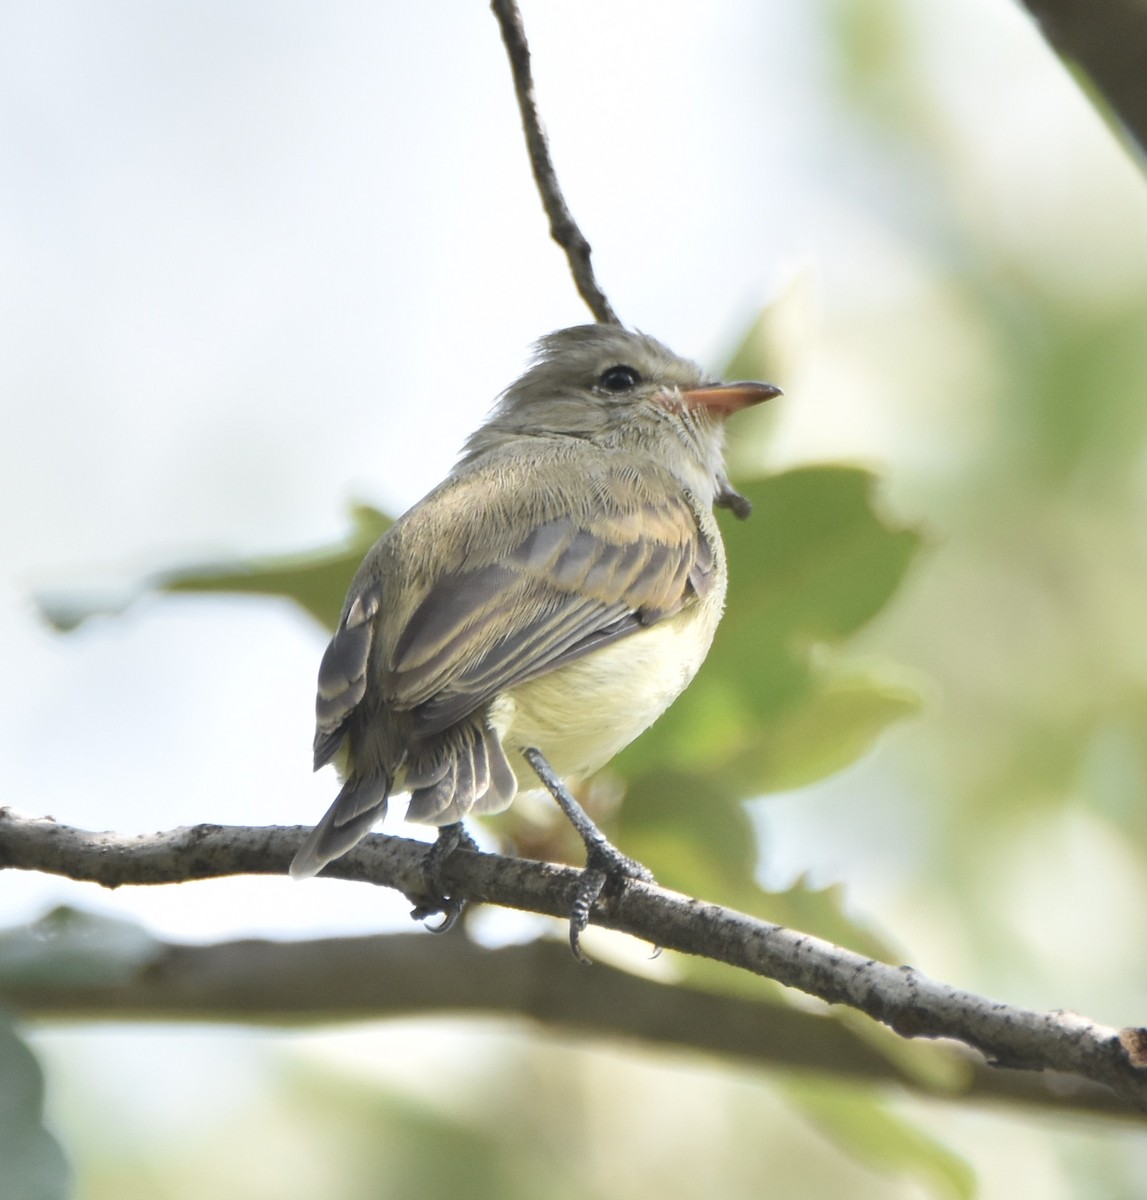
xmin=788 ymin=1079 xmax=975 ymax=1200
xmin=616 ymin=466 xmax=922 ymax=785
xmin=37 ymin=503 xmax=390 ymax=634
xmin=0 ymin=1012 xmax=71 ymax=1200
xmin=605 ymin=466 xmax=919 ymax=949
xmin=161 ymin=503 xmax=390 ymax=631
xmin=0 ymin=906 xmax=163 ymax=988
xmin=617 ymin=766 xmax=898 ymax=958
xmin=727 ymin=672 xmax=921 ymax=793
xmin=723 ymin=467 xmax=922 ymax=649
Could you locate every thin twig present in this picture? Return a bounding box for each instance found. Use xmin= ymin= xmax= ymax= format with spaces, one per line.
xmin=1018 ymin=0 xmax=1147 ymax=159
xmin=2 ymin=809 xmax=1146 ymax=1113
xmin=490 ymin=0 xmax=621 ymax=325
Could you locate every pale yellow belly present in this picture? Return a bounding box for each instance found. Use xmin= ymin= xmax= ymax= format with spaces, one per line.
xmin=493 ymin=601 xmax=720 ymax=786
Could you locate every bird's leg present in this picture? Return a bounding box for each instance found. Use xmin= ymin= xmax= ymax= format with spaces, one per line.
xmin=522 ymin=746 xmax=655 ymax=962
xmin=409 ymin=821 xmax=478 ymax=932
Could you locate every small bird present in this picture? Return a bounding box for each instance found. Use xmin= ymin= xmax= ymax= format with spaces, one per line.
xmin=291 ymin=325 xmax=780 ymax=950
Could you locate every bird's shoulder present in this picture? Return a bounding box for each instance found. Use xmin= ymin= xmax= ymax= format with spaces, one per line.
xmin=392 ymin=438 xmax=707 ymax=573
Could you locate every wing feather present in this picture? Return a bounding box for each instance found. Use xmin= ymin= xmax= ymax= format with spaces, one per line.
xmin=313 ymin=584 xmax=381 ymax=768
xmin=388 ymin=481 xmax=713 ymax=734
xmin=311 ymin=450 xmax=717 ymax=766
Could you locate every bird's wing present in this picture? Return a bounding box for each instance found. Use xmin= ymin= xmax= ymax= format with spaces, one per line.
xmin=311 ymin=456 xmax=716 ymax=766
xmin=385 ymin=464 xmax=715 ymax=737
xmin=313 ymin=582 xmax=385 ymax=768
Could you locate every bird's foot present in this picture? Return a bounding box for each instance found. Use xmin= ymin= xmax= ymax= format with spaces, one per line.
xmin=568 ymin=838 xmax=655 ymax=964
xmin=409 ymin=821 xmax=477 ymax=932
xmin=523 ymin=746 xmax=655 ymax=962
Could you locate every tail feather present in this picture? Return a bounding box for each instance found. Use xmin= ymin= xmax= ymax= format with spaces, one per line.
xmin=405 ymin=757 xmax=457 ymax=824
xmin=406 ymin=722 xmax=518 ymax=824
xmin=290 ymin=772 xmax=390 ymax=880
xmin=469 ymin=732 xmax=517 ymax=816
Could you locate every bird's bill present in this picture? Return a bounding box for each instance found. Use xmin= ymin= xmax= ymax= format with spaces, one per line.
xmin=680 ymin=380 xmax=782 ymax=417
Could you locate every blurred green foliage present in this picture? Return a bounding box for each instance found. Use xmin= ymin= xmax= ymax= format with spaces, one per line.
xmin=786 ymin=1078 xmax=977 ymax=1200
xmin=162 ymin=503 xmax=393 ymax=630
xmin=0 ymin=1015 xmax=70 ymax=1200
xmin=0 ymin=907 xmax=163 ymax=990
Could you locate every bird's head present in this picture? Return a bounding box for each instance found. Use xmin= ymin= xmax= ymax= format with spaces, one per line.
xmin=460 ymin=325 xmax=781 ymax=504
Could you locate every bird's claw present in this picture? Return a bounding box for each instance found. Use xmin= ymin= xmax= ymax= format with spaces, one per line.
xmin=409 ymin=822 xmax=477 ymax=931
xmin=568 ymin=866 xmax=606 ymax=961
xmin=568 ymin=841 xmax=656 ymax=962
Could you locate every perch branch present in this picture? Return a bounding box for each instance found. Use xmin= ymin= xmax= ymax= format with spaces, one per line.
xmin=2 ymin=809 xmax=1146 ymax=1114
xmin=1018 ymin=0 xmax=1147 ymax=158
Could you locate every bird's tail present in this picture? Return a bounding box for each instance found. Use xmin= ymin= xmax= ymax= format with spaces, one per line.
xmin=404 ymin=720 xmax=517 ymax=825
xmin=290 ymin=772 xmax=391 ymax=880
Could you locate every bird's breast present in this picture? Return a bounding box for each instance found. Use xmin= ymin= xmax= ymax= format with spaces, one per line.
xmin=493 ymin=585 xmax=725 ymax=784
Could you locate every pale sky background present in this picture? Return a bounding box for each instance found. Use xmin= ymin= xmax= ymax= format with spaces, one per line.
xmin=1 ymin=0 xmax=1129 ymax=946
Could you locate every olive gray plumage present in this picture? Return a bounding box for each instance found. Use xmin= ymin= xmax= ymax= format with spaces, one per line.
xmin=291 ymin=325 xmax=780 ymax=886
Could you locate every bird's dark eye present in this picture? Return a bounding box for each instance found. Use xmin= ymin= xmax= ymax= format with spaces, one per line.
xmin=597 ymin=364 xmax=642 ymax=393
